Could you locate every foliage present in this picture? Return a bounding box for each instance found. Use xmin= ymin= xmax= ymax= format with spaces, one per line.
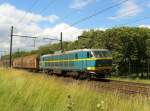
xmin=2 ymin=27 xmax=150 ymax=76
xmin=0 ymin=68 xmax=150 ymax=111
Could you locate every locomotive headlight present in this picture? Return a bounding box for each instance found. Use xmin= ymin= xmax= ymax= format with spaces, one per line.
xmin=87 ymin=67 xmax=96 ymax=70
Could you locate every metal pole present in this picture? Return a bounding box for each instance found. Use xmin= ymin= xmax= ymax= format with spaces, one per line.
xmin=128 ymin=59 xmax=131 ymax=75
xmin=10 ymin=26 xmax=13 ymax=67
xmin=33 ymin=38 xmax=36 ymax=48
xmin=148 ymin=62 xmax=149 ymax=78
xmin=60 ymin=32 xmax=63 ymax=52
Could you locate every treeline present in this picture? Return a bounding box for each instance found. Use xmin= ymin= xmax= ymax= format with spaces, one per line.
xmin=2 ymin=27 xmax=150 ymax=77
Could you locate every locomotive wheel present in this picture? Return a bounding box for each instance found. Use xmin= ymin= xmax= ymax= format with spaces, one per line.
xmin=61 ymin=71 xmax=67 ymax=77
xmin=78 ymin=72 xmax=87 ymax=80
xmin=96 ymin=73 xmax=106 ymax=78
xmin=48 ymin=70 xmax=53 ymax=75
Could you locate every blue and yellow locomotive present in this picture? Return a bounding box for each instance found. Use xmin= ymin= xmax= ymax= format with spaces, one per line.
xmin=39 ymin=49 xmax=112 ymax=78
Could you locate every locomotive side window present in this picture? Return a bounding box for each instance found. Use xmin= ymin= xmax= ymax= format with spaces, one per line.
xmin=75 ymin=54 xmax=78 ymax=59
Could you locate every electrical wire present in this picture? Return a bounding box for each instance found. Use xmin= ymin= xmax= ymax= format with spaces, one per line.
xmin=17 ymin=0 xmax=40 ymax=24
xmin=62 ymin=0 xmax=148 ymax=34
xmin=38 ymin=0 xmax=57 ymax=14
xmin=26 ymin=0 xmax=57 ymax=25
xmin=121 ymin=16 xmax=150 ymax=26
xmin=61 ymin=0 xmax=128 ymax=32
xmin=35 ymin=0 xmax=129 ymax=38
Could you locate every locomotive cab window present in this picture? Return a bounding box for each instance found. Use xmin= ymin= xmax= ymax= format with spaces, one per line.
xmin=102 ymin=51 xmax=112 ymax=57
xmin=93 ymin=51 xmax=112 ymax=58
xmin=87 ymin=52 xmax=93 ymax=58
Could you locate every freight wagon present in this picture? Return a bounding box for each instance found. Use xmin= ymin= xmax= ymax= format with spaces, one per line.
xmin=13 ymin=55 xmax=39 ymax=70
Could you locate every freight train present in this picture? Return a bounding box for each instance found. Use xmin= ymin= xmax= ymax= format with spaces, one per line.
xmin=5 ymin=49 xmax=113 ymax=78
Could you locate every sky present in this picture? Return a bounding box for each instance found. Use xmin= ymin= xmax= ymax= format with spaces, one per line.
xmin=0 ymin=0 xmax=150 ymax=56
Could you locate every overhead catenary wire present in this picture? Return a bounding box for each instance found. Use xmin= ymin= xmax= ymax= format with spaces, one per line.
xmin=13 ymin=0 xmax=141 ymax=42
xmin=12 ymin=28 xmax=60 ymax=48
xmin=26 ymin=0 xmax=58 ymax=25
xmin=121 ymin=16 xmax=150 ymax=26
xmin=44 ymin=0 xmax=128 ymax=38
xmin=12 ymin=34 xmax=59 ymax=41
xmin=24 ymin=0 xmax=58 ymax=37
xmin=12 ymin=35 xmax=59 ymax=49
xmin=13 ymin=0 xmax=145 ymax=39
xmin=62 ymin=10 xmax=79 ymax=20
xmin=58 ymin=5 xmax=90 ymax=24
xmin=0 ymin=50 xmax=8 ymax=55
xmin=0 ymin=51 xmax=7 ymax=52
xmin=17 ymin=0 xmax=40 ymax=24
xmin=95 ymin=0 xmax=147 ymax=27
xmin=34 ymin=0 xmax=129 ymax=38
xmin=11 ymin=28 xmax=60 ymax=49
xmin=111 ymin=0 xmax=148 ymax=27
xmin=53 ymin=10 xmax=80 ymax=26
xmin=38 ymin=0 xmax=57 ymax=14
xmin=15 ymin=0 xmax=147 ymax=41
xmin=71 ymin=16 xmax=150 ymax=35
xmin=9 ymin=26 xmax=64 ymax=63
xmin=61 ymin=0 xmax=128 ymax=32
xmin=61 ymin=0 xmax=147 ymax=35
xmin=69 ymin=17 xmax=150 ymax=38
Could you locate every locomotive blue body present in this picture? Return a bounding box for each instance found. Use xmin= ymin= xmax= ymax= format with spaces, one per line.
xmin=39 ymin=49 xmax=112 ymax=78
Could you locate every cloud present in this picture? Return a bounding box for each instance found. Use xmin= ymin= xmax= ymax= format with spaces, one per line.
xmin=148 ymin=1 xmax=150 ymax=7
xmin=0 ymin=3 xmax=83 ymax=54
xmin=139 ymin=24 xmax=150 ymax=29
xmin=108 ymin=0 xmax=142 ymax=20
xmin=0 ymin=3 xmax=59 ymax=24
xmin=40 ymin=23 xmax=83 ymax=41
xmin=70 ymin=0 xmax=95 ymax=9
xmin=0 ymin=2 xmax=106 ymax=55
xmin=43 ymin=15 xmax=59 ymax=23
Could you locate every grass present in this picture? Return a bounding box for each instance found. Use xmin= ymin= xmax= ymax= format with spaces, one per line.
xmin=109 ymin=76 xmax=150 ymax=84
xmin=0 ymin=67 xmax=150 ymax=111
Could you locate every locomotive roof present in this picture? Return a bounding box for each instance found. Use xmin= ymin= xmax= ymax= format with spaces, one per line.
xmin=66 ymin=49 xmax=109 ymax=54
xmin=41 ymin=49 xmax=109 ymax=57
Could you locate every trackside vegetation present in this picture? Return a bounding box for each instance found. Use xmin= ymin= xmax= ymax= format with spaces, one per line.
xmin=0 ymin=68 xmax=150 ymax=111
xmin=2 ymin=27 xmax=150 ymax=78
xmin=109 ymin=77 xmax=150 ymax=84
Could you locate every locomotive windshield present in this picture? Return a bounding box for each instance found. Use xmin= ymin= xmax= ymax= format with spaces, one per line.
xmin=93 ymin=51 xmax=112 ymax=58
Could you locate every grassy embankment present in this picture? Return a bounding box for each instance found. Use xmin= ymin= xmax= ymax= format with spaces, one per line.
xmin=0 ymin=67 xmax=150 ymax=111
xmin=109 ymin=77 xmax=150 ymax=84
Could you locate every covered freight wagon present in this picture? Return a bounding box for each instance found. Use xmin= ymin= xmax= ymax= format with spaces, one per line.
xmin=13 ymin=55 xmax=39 ymax=70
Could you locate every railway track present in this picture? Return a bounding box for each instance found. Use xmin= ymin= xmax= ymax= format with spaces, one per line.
xmin=87 ymin=78 xmax=150 ymax=96
xmin=16 ymin=69 xmax=150 ymax=96
xmin=52 ymin=75 xmax=150 ymax=96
